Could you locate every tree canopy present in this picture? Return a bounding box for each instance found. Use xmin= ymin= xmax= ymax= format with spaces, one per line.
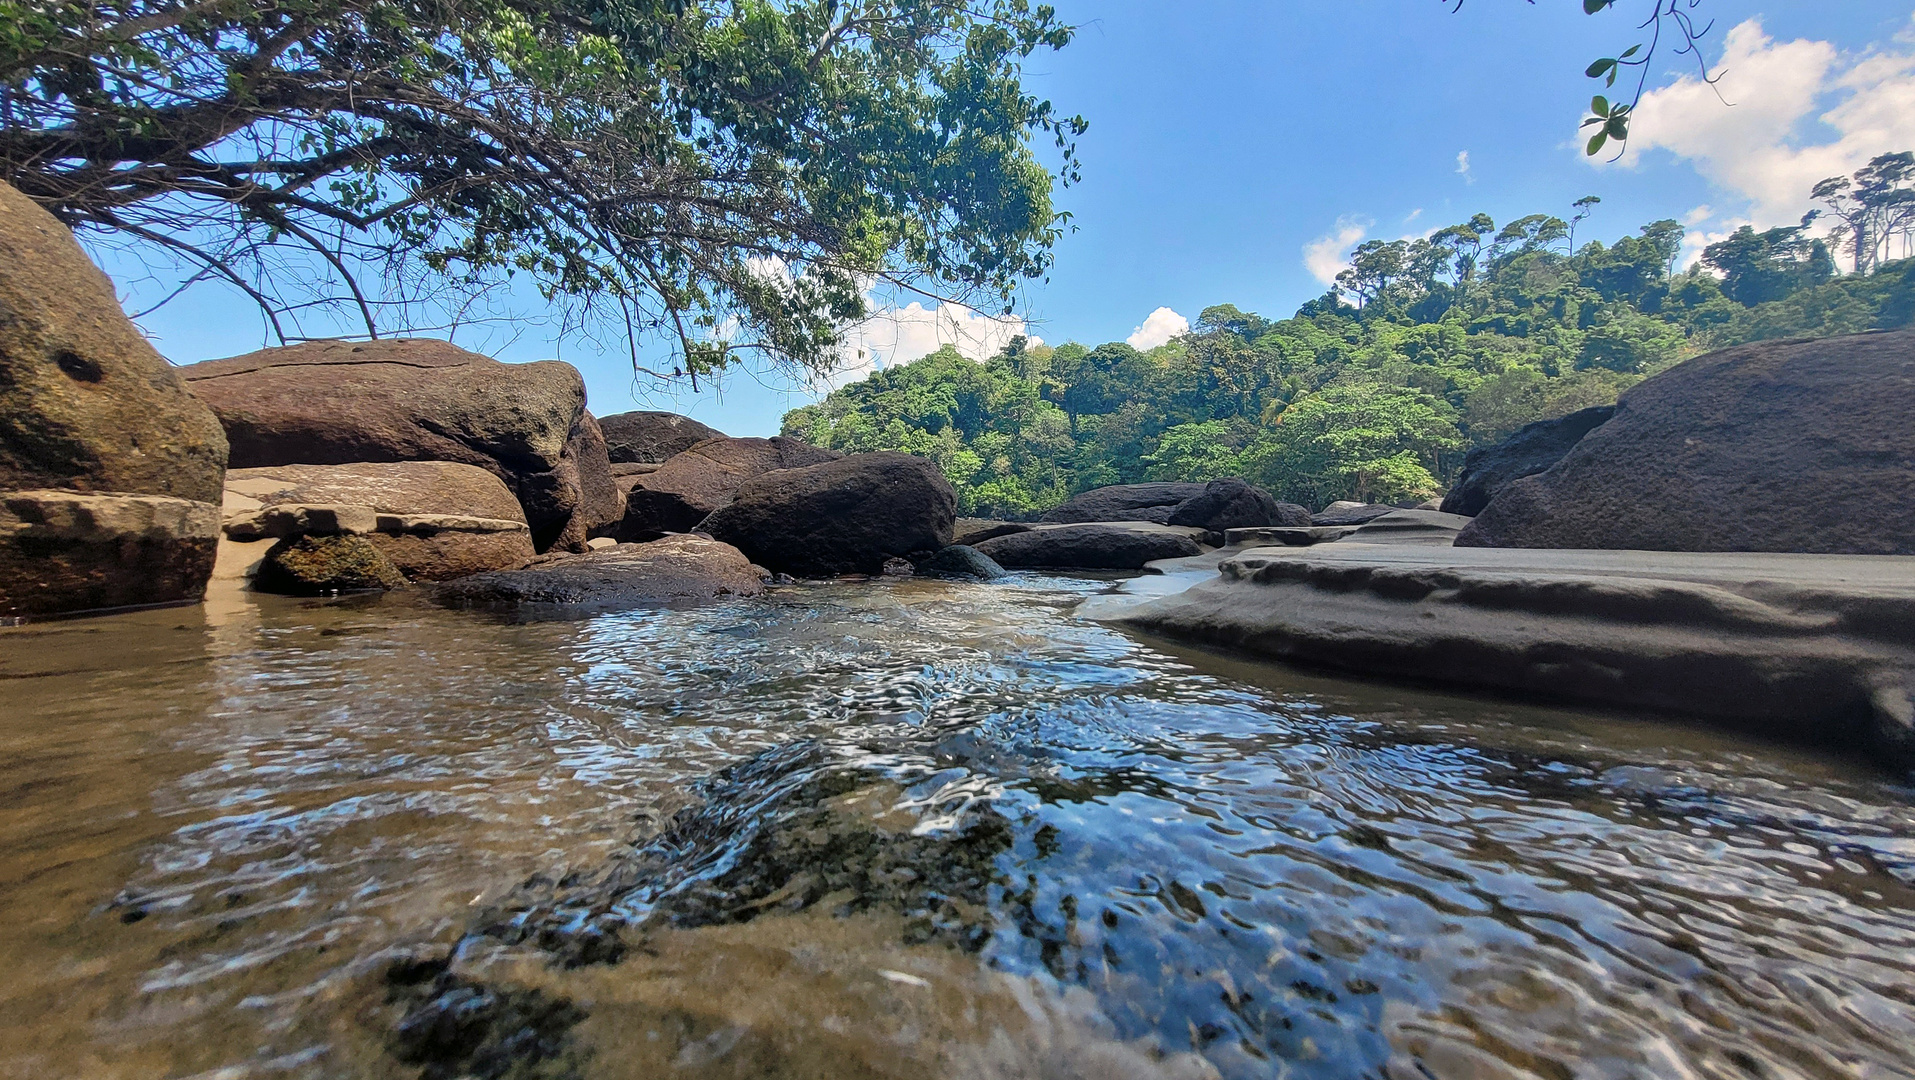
xmin=788 ymin=167 xmax=1915 ymax=517
xmin=0 ymin=0 xmax=1081 ymax=378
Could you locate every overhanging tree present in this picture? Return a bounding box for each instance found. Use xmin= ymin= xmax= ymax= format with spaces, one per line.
xmin=0 ymin=0 xmax=1082 ymax=380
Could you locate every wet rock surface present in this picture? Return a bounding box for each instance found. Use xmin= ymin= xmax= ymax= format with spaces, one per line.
xmin=1440 ymin=405 xmax=1613 ymax=517
xmin=1456 ymin=329 xmax=1915 ymax=553
xmin=974 ymin=522 xmax=1207 ymax=569
xmin=615 ymin=436 xmax=840 ymax=541
xmin=700 ymin=452 xmax=956 ymax=577
xmin=433 ymin=534 xmax=764 ymax=613
xmin=180 ymin=339 xmax=592 ymax=551
xmin=597 ymin=410 xmax=724 ymax=464
xmin=0 ymin=490 xmax=220 ymax=618
xmin=1110 ymin=543 xmax=1915 ymax=767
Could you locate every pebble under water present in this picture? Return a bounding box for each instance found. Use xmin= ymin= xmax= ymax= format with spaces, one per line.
xmin=1 ymin=575 xmax=1912 ymax=1079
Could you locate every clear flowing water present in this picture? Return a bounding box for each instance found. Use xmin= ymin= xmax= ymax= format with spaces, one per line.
xmin=1 ymin=576 xmax=1912 ymax=1080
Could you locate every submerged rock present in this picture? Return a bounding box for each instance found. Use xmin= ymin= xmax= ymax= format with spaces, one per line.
xmin=1456 ymin=330 xmax=1915 ymax=553
xmin=615 ymin=436 xmax=840 ymax=541
xmin=433 ymin=534 xmax=764 ymax=612
xmin=0 ymin=491 xmax=221 ymax=618
xmin=597 ymin=410 xmax=723 ymax=464
xmin=180 ymin=339 xmax=606 ymax=551
xmin=699 ymin=451 xmax=956 ymax=577
xmin=1110 ymin=544 xmax=1915 ymax=768
xmin=974 ymin=522 xmax=1206 ymax=569
xmin=255 ymin=533 xmax=408 ymax=595
xmin=1440 ymin=406 xmax=1613 ymax=517
xmin=914 ymin=544 xmax=1009 ymax=580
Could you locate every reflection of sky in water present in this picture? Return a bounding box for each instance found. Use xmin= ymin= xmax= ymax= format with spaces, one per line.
xmin=0 ymin=576 xmax=1911 ymax=1079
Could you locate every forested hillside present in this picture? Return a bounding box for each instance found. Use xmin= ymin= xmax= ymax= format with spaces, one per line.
xmin=785 ymin=177 xmax=1915 ymax=517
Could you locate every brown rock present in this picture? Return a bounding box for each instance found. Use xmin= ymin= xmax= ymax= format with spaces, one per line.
xmin=700 ymin=452 xmax=957 ymax=576
xmin=225 ymin=461 xmax=527 ymax=521
xmin=1456 ymin=330 xmax=1915 ymax=554
xmin=180 ymin=339 xmax=589 ymax=550
xmin=434 ymin=534 xmax=765 ymax=612
xmin=0 ymin=184 xmax=228 ymax=504
xmin=616 ymin=436 xmax=840 ymax=541
xmin=563 ymin=410 xmax=624 ymax=548
xmin=254 ymin=533 xmax=407 ymax=595
xmin=598 ymin=410 xmax=724 ymax=464
xmin=222 ymin=462 xmax=534 ymax=580
xmin=0 ymin=491 xmax=220 ymax=618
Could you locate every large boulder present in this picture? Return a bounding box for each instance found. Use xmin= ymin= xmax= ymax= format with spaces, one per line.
xmin=973 ymin=522 xmax=1206 ymax=569
xmin=615 ymin=436 xmax=840 ymax=541
xmin=598 ymin=410 xmax=724 ymax=464
xmin=1165 ymin=478 xmax=1310 ymax=531
xmin=0 ymin=184 xmax=228 ymax=504
xmin=223 ymin=462 xmax=534 ymax=580
xmin=700 ymin=452 xmax=957 ymax=577
xmin=1 ymin=491 xmax=220 ymax=619
xmin=0 ymin=184 xmax=228 ymax=618
xmin=179 ymin=339 xmax=597 ymax=551
xmin=564 ymin=410 xmax=624 ymax=547
xmin=1456 ymin=330 xmax=1915 ymax=554
xmin=1441 ymin=406 xmax=1614 ymax=517
xmin=1040 ymin=483 xmax=1207 ymax=524
xmin=952 ymin=518 xmax=1031 ymax=547
xmin=434 ymin=534 xmax=765 ymax=613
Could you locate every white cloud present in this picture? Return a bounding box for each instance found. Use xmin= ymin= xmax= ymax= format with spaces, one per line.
xmin=1597 ymin=16 xmax=1915 ymax=246
xmin=1303 ymin=217 xmax=1370 ymax=286
xmin=1455 ymin=150 xmax=1473 ymax=184
xmin=1125 ymin=306 xmax=1189 ymax=350
xmin=819 ymin=300 xmax=1036 ymax=390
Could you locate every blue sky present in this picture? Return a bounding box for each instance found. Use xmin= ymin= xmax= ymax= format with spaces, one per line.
xmin=99 ymin=2 xmax=1915 ymax=435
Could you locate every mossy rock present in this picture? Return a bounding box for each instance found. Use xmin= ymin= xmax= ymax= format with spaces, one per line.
xmin=255 ymin=533 xmax=407 ymax=594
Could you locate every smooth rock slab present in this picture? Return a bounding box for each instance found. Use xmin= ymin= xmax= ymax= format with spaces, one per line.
xmin=434 ymin=534 xmax=765 ymax=614
xmin=0 ymin=490 xmax=220 ymax=618
xmin=1107 ymin=544 xmax=1915 ymax=768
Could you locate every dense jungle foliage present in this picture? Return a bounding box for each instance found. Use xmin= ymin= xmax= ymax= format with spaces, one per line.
xmin=784 ymin=201 xmax=1915 ymax=517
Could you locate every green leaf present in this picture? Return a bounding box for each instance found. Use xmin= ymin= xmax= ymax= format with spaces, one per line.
xmin=1585 ymin=58 xmax=1615 ymax=78
xmin=1586 ymin=132 xmax=1608 ymax=156
xmin=1620 ymin=44 xmax=1641 ymax=58
xmin=1583 ymin=0 xmax=1612 ymax=13
xmin=1605 ymin=116 xmax=1629 ymax=140
xmin=1591 ymin=95 xmax=1610 ymax=116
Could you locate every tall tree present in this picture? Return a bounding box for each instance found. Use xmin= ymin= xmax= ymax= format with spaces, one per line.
xmin=0 ymin=0 xmax=1082 ymax=380
xmin=1812 ymin=153 xmax=1915 ymax=274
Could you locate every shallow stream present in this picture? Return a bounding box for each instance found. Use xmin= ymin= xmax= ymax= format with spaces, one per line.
xmin=2 ymin=575 xmax=1912 ymax=1079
